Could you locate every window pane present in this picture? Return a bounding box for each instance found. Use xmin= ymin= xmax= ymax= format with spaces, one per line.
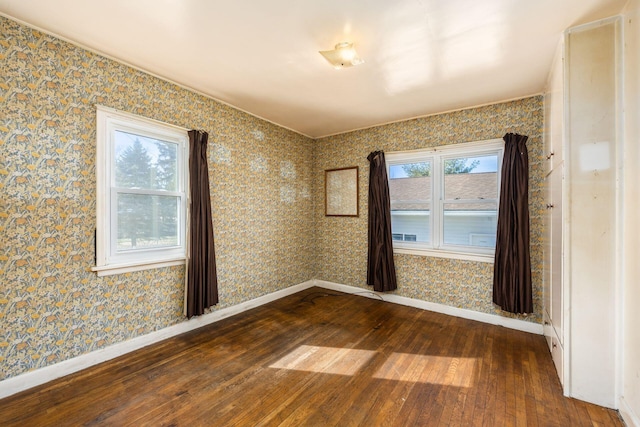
xmin=114 ymin=130 xmax=178 ymax=191
xmin=117 ymin=193 xmax=179 ymax=250
xmin=389 ymin=161 xmax=431 ymax=244
xmin=444 ymin=155 xmax=498 ymax=201
xmin=442 ymin=202 xmax=497 ymax=248
xmin=389 ymin=162 xmax=431 ymax=179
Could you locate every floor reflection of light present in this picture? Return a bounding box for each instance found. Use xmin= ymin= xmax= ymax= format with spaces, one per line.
xmin=270 ymin=346 xmax=476 ymax=387
xmin=373 ymin=353 xmax=476 ymax=387
xmin=269 ymin=345 xmax=377 ymax=376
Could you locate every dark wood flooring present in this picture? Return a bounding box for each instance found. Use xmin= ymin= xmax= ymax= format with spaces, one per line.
xmin=0 ymin=287 xmax=624 ymax=426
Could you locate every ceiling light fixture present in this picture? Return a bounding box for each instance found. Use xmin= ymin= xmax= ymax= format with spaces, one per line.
xmin=319 ymin=42 xmax=364 ymax=69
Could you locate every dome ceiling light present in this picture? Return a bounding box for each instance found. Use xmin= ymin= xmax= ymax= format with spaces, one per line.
xmin=319 ymin=42 xmax=364 ymax=69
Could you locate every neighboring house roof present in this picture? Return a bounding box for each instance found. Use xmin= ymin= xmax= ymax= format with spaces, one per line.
xmin=389 ymin=172 xmax=498 ymax=211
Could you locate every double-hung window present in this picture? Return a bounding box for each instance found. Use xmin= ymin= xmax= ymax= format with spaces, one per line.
xmin=93 ymin=107 xmax=188 ymax=276
xmin=386 ymin=139 xmax=503 ymax=262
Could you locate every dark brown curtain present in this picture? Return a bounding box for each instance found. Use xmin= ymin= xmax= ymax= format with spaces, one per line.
xmin=493 ymin=133 xmax=532 ymax=314
xmin=186 ymin=130 xmax=218 ymax=318
xmin=367 ymin=150 xmax=397 ymax=292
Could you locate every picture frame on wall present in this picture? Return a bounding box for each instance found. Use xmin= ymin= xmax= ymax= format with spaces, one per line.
xmin=325 ymin=166 xmax=359 ymax=217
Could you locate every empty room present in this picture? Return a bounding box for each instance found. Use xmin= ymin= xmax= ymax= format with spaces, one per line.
xmin=1 ymin=0 xmax=639 ymax=425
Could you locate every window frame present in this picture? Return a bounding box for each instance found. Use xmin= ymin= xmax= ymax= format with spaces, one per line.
xmin=92 ymin=106 xmax=189 ymax=276
xmin=386 ymin=138 xmax=504 ymax=263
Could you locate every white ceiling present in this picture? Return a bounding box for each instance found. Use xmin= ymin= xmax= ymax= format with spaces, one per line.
xmin=0 ymin=0 xmax=627 ymax=138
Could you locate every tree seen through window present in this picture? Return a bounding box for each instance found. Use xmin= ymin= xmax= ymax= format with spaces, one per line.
xmin=115 ymin=133 xmax=179 ymax=249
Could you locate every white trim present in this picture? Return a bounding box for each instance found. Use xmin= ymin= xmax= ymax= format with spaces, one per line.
xmin=620 ymin=396 xmax=640 ymax=427
xmin=0 ymin=280 xmax=315 ymax=399
xmin=443 ymin=210 xmax=497 ymax=217
xmin=386 ymin=137 xmax=504 ymax=158
xmin=565 ymin=15 xmax=623 ymax=35
xmin=613 ymin=14 xmax=625 ymax=412
xmin=562 ymin=25 xmax=573 ymax=397
xmin=96 ymin=105 xmax=190 ymax=132
xmin=91 ymin=258 xmax=185 ymax=277
xmin=0 ymin=278 xmax=543 ymax=399
xmin=391 ymin=211 xmax=430 ymax=216
xmin=393 ymin=247 xmax=494 ymax=263
xmin=313 ymin=280 xmax=543 ymax=335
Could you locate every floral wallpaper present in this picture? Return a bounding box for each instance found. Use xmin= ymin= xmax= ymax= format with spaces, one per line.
xmin=312 ymin=97 xmax=544 ymax=323
xmin=0 ymin=16 xmax=314 ymax=381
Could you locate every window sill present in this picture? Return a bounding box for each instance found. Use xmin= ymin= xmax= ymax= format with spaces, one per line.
xmin=393 ymin=247 xmax=494 ymax=263
xmin=92 ymin=258 xmax=186 ymax=277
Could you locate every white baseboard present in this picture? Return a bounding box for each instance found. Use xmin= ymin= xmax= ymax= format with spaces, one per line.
xmin=313 ymin=280 xmax=544 ymax=335
xmin=0 ymin=278 xmax=543 ymax=400
xmin=0 ymin=280 xmax=316 ymax=400
xmin=620 ymin=396 xmax=640 ymax=427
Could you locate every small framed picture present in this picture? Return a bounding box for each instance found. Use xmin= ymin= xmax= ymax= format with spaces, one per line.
xmin=325 ymin=166 xmax=359 ymax=217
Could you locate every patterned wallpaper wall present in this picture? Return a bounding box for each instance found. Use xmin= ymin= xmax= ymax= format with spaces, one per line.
xmin=0 ymin=17 xmax=315 ymax=381
xmin=313 ymin=97 xmax=544 ymax=323
xmin=1 ymin=15 xmax=544 ymax=384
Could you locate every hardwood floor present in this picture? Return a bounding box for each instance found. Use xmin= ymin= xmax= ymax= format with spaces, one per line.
xmin=0 ymin=287 xmax=624 ymax=426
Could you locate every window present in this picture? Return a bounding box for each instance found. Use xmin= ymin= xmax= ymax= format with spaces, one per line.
xmin=387 ymin=139 xmax=503 ymax=262
xmin=392 ymin=233 xmax=417 ymax=242
xmin=93 ymin=106 xmax=188 ymax=276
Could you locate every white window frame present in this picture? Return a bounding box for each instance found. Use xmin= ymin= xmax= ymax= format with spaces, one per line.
xmin=386 ymin=138 xmax=504 ymax=263
xmin=92 ymin=106 xmax=189 ymax=276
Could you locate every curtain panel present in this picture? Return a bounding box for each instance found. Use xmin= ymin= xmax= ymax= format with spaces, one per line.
xmin=186 ymin=130 xmax=219 ymax=318
xmin=492 ymin=133 xmax=533 ymax=314
xmin=367 ymin=150 xmax=398 ymax=292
